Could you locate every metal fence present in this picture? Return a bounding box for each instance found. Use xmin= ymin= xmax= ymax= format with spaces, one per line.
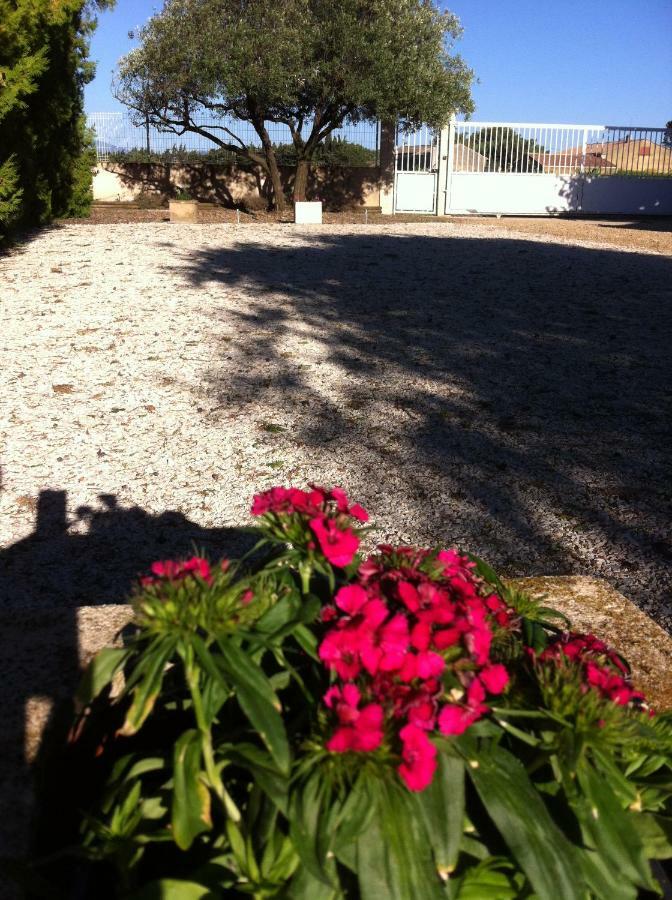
xmin=451 ymin=122 xmax=672 ymax=176
xmin=87 ymin=111 xmax=381 ymax=166
xmin=394 ymin=124 xmax=438 ymax=172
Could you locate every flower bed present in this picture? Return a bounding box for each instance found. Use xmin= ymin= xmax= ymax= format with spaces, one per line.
xmin=32 ymin=486 xmax=672 ymax=898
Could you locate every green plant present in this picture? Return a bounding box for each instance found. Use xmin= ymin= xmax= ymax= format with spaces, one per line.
xmin=33 ymin=486 xmax=672 ymax=898
xmin=174 ymin=189 xmax=195 ymax=201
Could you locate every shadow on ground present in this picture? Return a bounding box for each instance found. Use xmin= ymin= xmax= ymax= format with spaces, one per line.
xmin=172 ymin=229 xmax=672 ymax=624
xmin=0 ymin=488 xmax=253 ymax=607
xmin=0 ymin=489 xmax=254 ymax=869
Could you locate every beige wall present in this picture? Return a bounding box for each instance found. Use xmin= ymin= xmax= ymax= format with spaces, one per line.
xmin=93 ymin=161 xmax=385 ymax=209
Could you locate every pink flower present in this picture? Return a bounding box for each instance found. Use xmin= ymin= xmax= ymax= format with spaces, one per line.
xmin=437 ymin=704 xmax=478 ymax=736
xmin=438 ymin=678 xmax=489 ymax=736
xmin=251 ymin=486 xmax=323 ymax=517
xmin=398 ymin=581 xmax=420 ymax=612
xmin=325 ymin=685 xmax=384 ymax=753
xmin=465 ymin=623 xmax=492 ymax=665
xmin=359 ymin=613 xmax=409 ymax=675
xmin=318 ymin=627 xmax=362 ymax=679
xmin=479 ymin=664 xmax=509 ymax=695
xmin=349 ymin=504 xmax=369 ymax=522
xmin=324 ymin=683 xmax=361 ymax=718
xmin=398 ymin=724 xmax=437 ymax=791
xmin=334 ymin=584 xmax=369 ymax=616
xmin=327 ymin=487 xmax=369 ymax=522
xmin=415 ymin=651 xmax=445 ymax=679
xmin=406 ymin=698 xmax=437 ymax=731
xmin=142 ymin=556 xmax=213 ymax=586
xmin=309 ymin=516 xmax=360 ymax=567
xmin=432 ymin=626 xmax=463 ymax=650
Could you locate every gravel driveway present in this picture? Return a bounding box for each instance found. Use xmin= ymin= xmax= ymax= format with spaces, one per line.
xmin=1 ymin=222 xmax=671 ymax=629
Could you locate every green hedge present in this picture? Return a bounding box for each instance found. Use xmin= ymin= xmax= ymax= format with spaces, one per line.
xmin=0 ymin=1 xmax=111 ymax=242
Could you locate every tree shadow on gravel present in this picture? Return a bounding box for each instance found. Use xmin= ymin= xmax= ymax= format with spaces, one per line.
xmin=0 ymin=489 xmax=255 ymax=873
xmin=172 ymin=230 xmax=672 ymax=625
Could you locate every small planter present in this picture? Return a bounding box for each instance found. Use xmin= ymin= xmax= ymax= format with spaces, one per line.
xmin=169 ymin=199 xmax=198 ymax=223
xmin=294 ymin=200 xmax=322 ymax=224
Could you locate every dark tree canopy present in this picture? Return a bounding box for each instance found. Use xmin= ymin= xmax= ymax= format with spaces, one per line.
xmin=0 ymin=1 xmax=113 ymax=239
xmin=116 ymin=0 xmax=474 ymax=209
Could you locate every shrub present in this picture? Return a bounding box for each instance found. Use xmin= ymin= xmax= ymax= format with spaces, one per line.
xmin=40 ymin=486 xmax=672 ymax=898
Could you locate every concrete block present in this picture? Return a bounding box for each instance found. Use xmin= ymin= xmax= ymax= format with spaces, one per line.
xmin=294 ymin=201 xmax=322 ymax=224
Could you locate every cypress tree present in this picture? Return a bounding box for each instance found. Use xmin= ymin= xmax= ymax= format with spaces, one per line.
xmin=0 ymin=1 xmax=113 ymax=240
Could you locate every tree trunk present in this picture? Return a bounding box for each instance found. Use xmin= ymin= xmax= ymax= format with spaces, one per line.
xmin=262 ymin=143 xmax=285 ymax=213
xmin=293 ymin=158 xmax=309 ymax=203
xmin=252 ymin=116 xmax=285 ymax=213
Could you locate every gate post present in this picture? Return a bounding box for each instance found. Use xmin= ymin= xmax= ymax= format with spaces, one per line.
xmin=435 ymin=123 xmax=449 ymax=216
xmin=437 ymin=115 xmax=456 ymax=216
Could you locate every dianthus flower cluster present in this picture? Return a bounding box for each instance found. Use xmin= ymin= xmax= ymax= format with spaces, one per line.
xmin=319 ymin=545 xmax=513 ymax=792
xmin=536 ymin=632 xmax=647 ymax=708
xmin=251 ymin=485 xmax=368 ymax=568
xmin=140 ymin=556 xmax=214 ymax=587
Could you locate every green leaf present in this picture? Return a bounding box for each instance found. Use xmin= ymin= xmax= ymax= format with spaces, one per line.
xmin=287 ymin=864 xmax=340 ymax=900
xmin=226 ymin=743 xmax=289 ymax=815
xmin=573 ymin=760 xmax=657 ymax=890
xmin=334 ymin=773 xmax=375 ymax=850
xmin=356 ymin=781 xmax=444 ymax=900
xmin=632 ymin=814 xmax=672 ymax=859
xmin=119 ymin=637 xmax=176 ymax=736
xmin=414 ymin=748 xmax=465 ymax=876
xmin=454 ymin=858 xmax=522 ymax=899
xmin=288 ymin=769 xmax=333 ymax=886
xmin=578 ymin=848 xmax=638 ymax=900
xmin=292 ymin=623 xmax=319 ymax=660
xmin=462 ymin=741 xmax=583 ymax=900
xmin=172 ymin=729 xmax=212 ymax=850
xmin=217 ymin=638 xmax=290 ymax=774
xmin=131 ymin=880 xmax=217 ymax=899
xmin=76 ymin=646 xmax=130 ymax=706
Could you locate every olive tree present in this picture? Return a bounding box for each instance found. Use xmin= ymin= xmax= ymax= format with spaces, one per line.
xmin=115 ymin=0 xmax=474 ymax=211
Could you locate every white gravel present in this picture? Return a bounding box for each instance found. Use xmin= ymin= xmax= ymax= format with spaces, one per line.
xmin=1 ymin=222 xmax=670 ymax=627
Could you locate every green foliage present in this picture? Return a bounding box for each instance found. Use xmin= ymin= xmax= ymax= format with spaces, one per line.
xmin=274 ymin=136 xmax=378 ymax=168
xmin=462 ymin=127 xmax=544 ymax=172
xmin=108 ymin=136 xmax=378 ymax=169
xmin=0 ymin=155 xmax=22 ymax=228
xmin=28 ymin=497 xmax=672 ymax=898
xmin=115 ymin=0 xmax=474 ymax=206
xmin=64 ymin=117 xmax=98 ymax=217
xmin=0 ymin=0 xmax=113 ymax=240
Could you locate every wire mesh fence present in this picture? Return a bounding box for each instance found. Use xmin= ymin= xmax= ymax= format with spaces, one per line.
xmin=87 ymin=112 xmax=381 ymax=167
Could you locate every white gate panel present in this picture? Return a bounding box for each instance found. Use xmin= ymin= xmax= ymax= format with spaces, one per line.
xmin=447 ymin=173 xmax=580 ymax=215
xmin=392 ymin=120 xmax=672 ymax=217
xmin=580 ymin=176 xmax=672 ymax=215
xmin=395 ymin=173 xmax=436 ymax=212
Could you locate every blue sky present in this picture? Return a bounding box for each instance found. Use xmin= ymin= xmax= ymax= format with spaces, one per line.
xmin=85 ymin=0 xmax=672 ymax=126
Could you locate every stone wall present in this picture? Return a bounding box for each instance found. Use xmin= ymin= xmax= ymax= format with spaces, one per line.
xmin=93 ymin=161 xmax=385 ymax=210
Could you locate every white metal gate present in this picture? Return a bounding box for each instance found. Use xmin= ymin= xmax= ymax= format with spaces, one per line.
xmin=395 ymin=121 xmax=672 ymax=216
xmin=394 ymin=125 xmax=439 ymax=213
